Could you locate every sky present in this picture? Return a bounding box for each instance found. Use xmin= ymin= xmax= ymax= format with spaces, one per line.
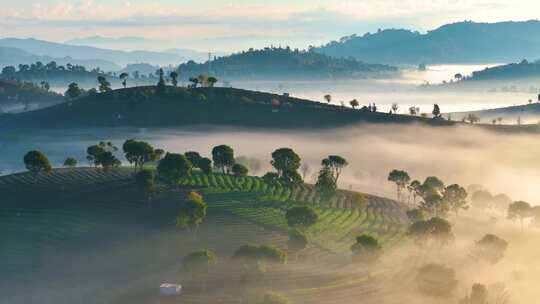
xmin=1 ymin=0 xmax=540 ymax=52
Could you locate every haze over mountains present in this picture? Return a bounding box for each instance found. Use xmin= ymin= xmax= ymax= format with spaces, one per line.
xmin=316 ymin=20 xmax=540 ymax=64
xmin=3 ymin=20 xmax=540 ymax=74
xmin=0 ymin=38 xmax=201 ymax=70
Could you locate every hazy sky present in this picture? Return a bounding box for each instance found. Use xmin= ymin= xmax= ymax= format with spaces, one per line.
xmin=1 ymin=0 xmax=540 ymax=51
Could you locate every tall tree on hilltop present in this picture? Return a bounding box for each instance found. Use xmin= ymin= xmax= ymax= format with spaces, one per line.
xmin=119 ymin=72 xmax=128 ymax=88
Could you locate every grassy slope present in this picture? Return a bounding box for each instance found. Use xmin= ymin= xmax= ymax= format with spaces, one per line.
xmin=0 ymin=86 xmax=451 ymax=129
xmin=0 ymin=168 xmax=407 ymax=303
xmin=0 ymin=168 xmax=406 ymax=251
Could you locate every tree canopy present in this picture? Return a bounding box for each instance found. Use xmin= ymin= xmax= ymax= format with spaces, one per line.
xmin=212 ymin=145 xmax=235 ymax=174
xmin=23 ymin=150 xmax=52 ymax=174
xmin=350 ymin=234 xmax=383 ymax=264
xmin=388 ymin=169 xmax=411 ymax=202
xmin=176 ymin=191 xmax=207 ymax=232
xmin=157 ymin=152 xmax=192 ymax=187
xmin=285 ymin=206 xmax=318 ymax=231
xmin=122 ymin=139 xmax=155 ymax=171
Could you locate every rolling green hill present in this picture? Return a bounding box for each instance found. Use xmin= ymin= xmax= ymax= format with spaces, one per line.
xmin=1 ymin=167 xmax=406 ymax=304
xmin=0 ymin=86 xmax=448 ymax=129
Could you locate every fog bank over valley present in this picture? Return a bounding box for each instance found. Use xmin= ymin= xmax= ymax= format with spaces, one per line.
xmin=2 ymin=123 xmax=539 ymax=203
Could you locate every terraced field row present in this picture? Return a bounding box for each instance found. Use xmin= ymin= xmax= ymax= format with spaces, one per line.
xmin=0 ymin=167 xmax=134 ymax=193
xmin=181 ymin=173 xmax=405 ymax=218
xmin=204 ymin=191 xmax=404 ymax=253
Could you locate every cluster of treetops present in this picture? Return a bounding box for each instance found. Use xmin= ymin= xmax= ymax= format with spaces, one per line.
xmin=386 ymin=169 xmax=524 ymax=300
xmin=21 ymin=140 xmax=526 ymax=300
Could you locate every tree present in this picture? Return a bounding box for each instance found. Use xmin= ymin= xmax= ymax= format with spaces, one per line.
xmin=233 ymin=244 xmax=287 ymax=265
xmin=212 ymin=145 xmax=235 ymax=173
xmin=262 ymin=172 xmax=280 ymax=185
xmin=198 ymin=157 xmax=212 ymax=174
xmin=154 ymin=148 xmax=165 ymax=161
xmin=471 ymin=190 xmax=493 ymax=210
xmin=406 ymin=208 xmax=426 ymax=223
xmin=416 ymin=264 xmax=457 ymax=297
xmin=122 ymin=139 xmax=155 ymax=172
xmin=135 ymin=169 xmax=155 ymax=204
xmin=471 ymin=234 xmax=508 ymax=265
xmin=119 ymin=72 xmax=128 ymax=88
xmin=157 ymin=153 xmax=192 ymax=187
xmin=65 ymin=82 xmax=82 ymax=100
xmin=443 ymin=184 xmax=468 ymax=216
xmin=176 ymin=191 xmax=207 ymax=236
xmin=40 ymin=81 xmax=50 ymax=91
xmin=324 ymin=94 xmax=332 ymax=104
xmin=232 ymin=163 xmax=248 ymax=177
xmin=391 ymin=103 xmax=399 ymax=113
xmin=95 ymin=151 xmax=121 ymax=170
xmin=270 ymin=148 xmax=302 ymax=185
xmin=181 ymin=250 xmax=217 ymax=292
xmin=63 ymin=157 xmax=77 ymax=168
xmin=169 ymin=71 xmax=179 ymax=87
xmin=207 ymin=76 xmax=218 ymax=87
xmin=408 ymin=217 xmax=454 ymax=247
xmin=408 ymin=180 xmax=422 ymax=205
xmin=492 ymin=193 xmax=512 ymax=214
xmin=156 ymin=68 xmax=166 ymax=94
xmin=23 ymin=150 xmax=52 ymax=175
xmin=315 ymin=166 xmax=337 ymax=200
xmin=466 ymin=113 xmax=480 ymax=124
xmin=184 ymin=151 xmax=202 ymax=168
xmin=350 ymin=234 xmax=383 ymax=264
xmin=432 ymin=104 xmax=441 ymax=118
xmin=349 ymin=99 xmax=359 ymax=109
xmin=454 ymin=73 xmax=463 ymax=81
xmin=285 ymin=206 xmax=318 ymax=231
xmin=387 ymin=170 xmax=411 ymax=202
xmin=322 ymin=155 xmax=348 ymax=184
xmin=97 ymin=76 xmax=111 ymax=93
xmin=420 ymin=193 xmax=448 ymax=217
xmin=423 ymin=176 xmax=445 ymax=193
xmin=86 ymin=144 xmax=105 ymax=167
xmin=507 ymin=201 xmax=532 ymax=232
xmin=1 ymin=66 xmax=16 ymax=79
xmin=189 ymin=77 xmax=199 ymax=88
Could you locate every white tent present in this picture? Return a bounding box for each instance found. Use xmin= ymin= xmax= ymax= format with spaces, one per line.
xmin=160 ymin=283 xmax=182 ymax=296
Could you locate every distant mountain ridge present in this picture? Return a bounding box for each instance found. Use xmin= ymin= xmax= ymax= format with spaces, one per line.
xmin=316 ymin=20 xmax=540 ymax=64
xmin=67 ymin=36 xmax=210 ymax=62
xmin=0 ymin=38 xmax=187 ymax=68
xmin=0 ymin=46 xmax=121 ymax=71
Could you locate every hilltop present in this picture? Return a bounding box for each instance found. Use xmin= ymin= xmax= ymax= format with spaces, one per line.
xmin=178 ymin=47 xmax=397 ymax=80
xmin=450 ymin=102 xmax=540 ymax=124
xmin=461 ymin=60 xmax=540 ymax=82
xmin=316 ymin=20 xmax=540 ymax=64
xmin=0 ymin=79 xmax=62 ymax=109
xmin=0 ymin=86 xmax=445 ymax=129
